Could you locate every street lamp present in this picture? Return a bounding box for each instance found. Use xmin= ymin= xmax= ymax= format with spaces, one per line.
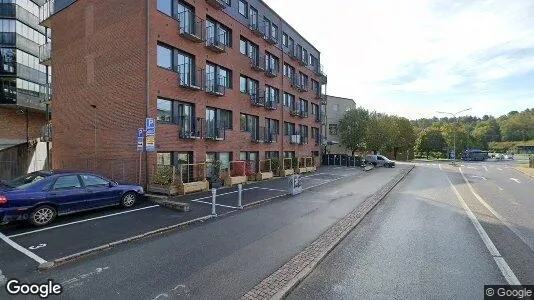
xmin=436 ymin=108 xmax=471 ymax=165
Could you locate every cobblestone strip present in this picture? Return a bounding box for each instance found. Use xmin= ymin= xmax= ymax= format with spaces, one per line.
xmin=242 ymin=165 xmax=415 ymax=300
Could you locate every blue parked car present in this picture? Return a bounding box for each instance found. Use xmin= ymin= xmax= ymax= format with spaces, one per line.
xmin=0 ymin=170 xmax=144 ymax=226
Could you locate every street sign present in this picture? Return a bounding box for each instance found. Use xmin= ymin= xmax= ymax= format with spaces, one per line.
xmin=137 ymin=128 xmax=144 ymax=152
xmin=145 ymin=118 xmax=156 ymax=152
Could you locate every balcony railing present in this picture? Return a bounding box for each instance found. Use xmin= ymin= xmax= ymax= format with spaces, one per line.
xmin=39 ymin=42 xmax=51 ymax=65
xmin=178 ymin=11 xmax=204 ymax=42
xmin=315 ymin=113 xmax=323 ymax=123
xmin=298 ymin=55 xmax=308 ymax=67
xmin=316 ymin=64 xmax=328 ymax=83
xmin=205 ymin=0 xmax=229 ymax=10
xmin=250 ymin=55 xmax=265 ymax=71
xmin=265 ymin=95 xmax=278 ymax=110
xmin=290 ymin=75 xmax=307 ymax=92
xmin=264 ymin=131 xmax=278 ymax=143
xmin=289 ymin=134 xmax=301 ymax=144
xmin=204 ymin=122 xmax=226 ymax=141
xmin=249 ymin=20 xmax=264 ymax=37
xmin=288 ymin=47 xmax=299 ymax=61
xmin=205 ymin=75 xmax=225 ymax=96
xmin=299 ymin=136 xmax=309 ymax=145
xmin=178 ymin=117 xmax=202 ymax=140
xmin=177 ymin=63 xmax=202 ymax=90
xmin=263 ymin=23 xmax=277 ymax=44
xmin=205 ymin=32 xmax=226 ymax=53
xmin=251 ymin=127 xmax=265 ymax=143
xmin=290 ymin=108 xmax=308 ymax=118
xmin=39 ymin=0 xmax=54 ymax=27
xmin=250 ymin=93 xmax=265 ymax=107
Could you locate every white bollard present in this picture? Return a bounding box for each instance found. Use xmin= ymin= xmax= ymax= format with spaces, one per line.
xmin=238 ymin=184 xmax=243 ymax=209
xmin=211 ymin=188 xmax=217 ymax=216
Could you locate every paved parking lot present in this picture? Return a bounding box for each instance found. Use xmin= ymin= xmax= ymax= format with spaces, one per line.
xmin=0 ymin=166 xmax=364 ymax=277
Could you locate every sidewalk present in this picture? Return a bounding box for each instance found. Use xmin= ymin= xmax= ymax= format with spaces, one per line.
xmin=12 ymin=166 xmax=411 ymax=300
xmin=516 ymin=166 xmax=534 ymax=178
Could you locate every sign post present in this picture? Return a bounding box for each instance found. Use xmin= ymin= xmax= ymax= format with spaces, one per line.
xmin=137 ymin=128 xmax=144 ymax=184
xmin=145 ymin=118 xmax=156 ymax=153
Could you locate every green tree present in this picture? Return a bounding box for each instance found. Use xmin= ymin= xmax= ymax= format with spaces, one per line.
xmin=415 ymin=127 xmax=447 ymax=159
xmin=472 ymin=119 xmax=501 ymax=148
xmin=338 ymin=107 xmax=370 ymax=155
xmin=365 ymin=113 xmax=391 ymax=153
xmin=390 ymin=116 xmax=417 ymax=159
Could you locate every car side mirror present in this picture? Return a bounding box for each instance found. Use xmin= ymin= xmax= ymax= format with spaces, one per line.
xmin=109 ymin=182 xmax=116 ymax=188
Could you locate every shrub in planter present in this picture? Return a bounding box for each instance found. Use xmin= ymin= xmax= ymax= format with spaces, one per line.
xmin=153 ymin=165 xmax=174 ymax=186
xmin=271 ymin=158 xmax=280 ymax=176
xmin=292 ymin=157 xmax=299 ymax=169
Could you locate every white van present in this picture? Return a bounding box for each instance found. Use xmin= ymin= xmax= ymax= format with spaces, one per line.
xmin=365 ymin=155 xmax=396 ymax=168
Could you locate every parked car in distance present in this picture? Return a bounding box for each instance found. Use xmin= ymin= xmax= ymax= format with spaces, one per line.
xmin=365 ymin=155 xmax=396 ymax=168
xmin=0 ymin=170 xmax=144 ymax=226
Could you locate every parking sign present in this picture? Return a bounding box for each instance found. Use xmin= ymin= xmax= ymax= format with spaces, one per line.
xmin=145 ymin=118 xmax=156 ymax=152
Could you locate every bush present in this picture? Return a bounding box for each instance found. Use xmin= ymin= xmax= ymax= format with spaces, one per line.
xmin=270 ymin=158 xmax=280 ymax=173
xmin=153 ymin=165 xmax=174 ymax=185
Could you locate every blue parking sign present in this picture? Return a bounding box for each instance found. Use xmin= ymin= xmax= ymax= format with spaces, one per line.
xmin=145 ymin=118 xmax=156 ymax=152
xmin=137 ymin=128 xmax=144 ymax=152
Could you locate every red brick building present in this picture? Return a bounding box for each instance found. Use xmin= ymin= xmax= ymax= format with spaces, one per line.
xmin=44 ymin=0 xmax=327 ymax=184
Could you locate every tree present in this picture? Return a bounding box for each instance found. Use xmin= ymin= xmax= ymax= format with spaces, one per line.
xmin=390 ymin=116 xmax=417 ymax=159
xmin=415 ymin=128 xmax=447 ymax=159
xmin=472 ymin=119 xmax=501 ymax=148
xmin=338 ymin=107 xmax=370 ymax=155
xmin=365 ymin=112 xmax=392 ymax=154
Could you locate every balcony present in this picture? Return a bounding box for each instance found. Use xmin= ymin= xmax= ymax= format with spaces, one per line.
xmin=289 ymin=134 xmax=301 ymax=145
xmin=299 ymin=136 xmax=309 ymax=145
xmin=265 ymin=98 xmax=278 ymax=110
xmin=205 ymin=33 xmax=226 ymax=53
xmin=178 ymin=11 xmax=204 ymax=43
xmin=298 ymin=56 xmax=308 ymax=67
xmin=39 ymin=42 xmax=51 ymax=66
xmin=288 ymin=48 xmax=299 ymax=61
xmin=250 ymin=93 xmax=265 ymax=107
xmin=290 ymin=108 xmax=308 ymax=118
xmin=290 ymin=76 xmax=307 ymax=92
xmin=315 ymin=64 xmax=328 ymax=83
xmin=204 ymin=123 xmax=226 ymax=141
xmin=298 ymin=82 xmax=308 ymax=92
xmin=250 ymin=55 xmax=265 ymax=72
xmin=205 ymin=76 xmax=225 ymax=97
xmin=265 ymin=65 xmax=278 ymax=78
xmin=249 ymin=20 xmax=264 ymax=37
xmin=39 ymin=0 xmax=54 ymax=27
xmin=315 ymin=113 xmax=323 ymax=123
xmin=177 ymin=64 xmax=202 ymax=90
xmin=206 ymin=0 xmax=229 ymax=10
xmin=178 ymin=117 xmax=202 ymax=140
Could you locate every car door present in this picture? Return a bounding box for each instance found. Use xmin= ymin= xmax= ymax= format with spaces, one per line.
xmin=47 ymin=175 xmax=86 ymax=214
xmin=80 ymin=174 xmax=121 ymax=208
xmin=376 ymin=156 xmax=385 ymax=166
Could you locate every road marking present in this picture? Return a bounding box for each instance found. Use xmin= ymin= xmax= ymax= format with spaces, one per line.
xmin=459 ymin=168 xmax=534 ymax=255
xmin=439 ymin=164 xmax=442 ymax=171
xmin=0 ymin=268 xmax=6 ymax=286
xmin=7 ymin=205 xmax=160 ymax=238
xmin=190 ymin=199 xmax=239 ymax=209
xmin=497 ymin=168 xmax=503 ymax=171
xmin=496 ymin=185 xmax=504 ymax=191
xmin=304 ymin=177 xmax=345 ymax=190
xmin=471 ymin=175 xmax=487 ymax=181
xmin=467 ymin=166 xmax=477 ymax=170
xmin=252 ymin=187 xmax=287 ymax=192
xmin=61 ymin=267 xmax=110 ymax=288
xmin=0 ymin=232 xmax=47 ymax=264
xmin=510 ymin=178 xmax=521 ymax=184
xmin=447 ymin=177 xmax=520 ymax=286
xmin=484 ymin=166 xmax=489 ymax=172
xmin=28 ymin=243 xmax=47 ymax=250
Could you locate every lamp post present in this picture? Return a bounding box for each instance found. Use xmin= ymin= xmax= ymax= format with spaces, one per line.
xmin=436 ymin=108 xmax=471 ymax=165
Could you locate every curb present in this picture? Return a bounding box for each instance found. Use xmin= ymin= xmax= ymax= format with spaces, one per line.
xmin=37 ymin=215 xmax=214 ymax=270
xmin=242 ymin=165 xmax=415 ymax=300
xmin=514 ymin=167 xmax=534 ymax=179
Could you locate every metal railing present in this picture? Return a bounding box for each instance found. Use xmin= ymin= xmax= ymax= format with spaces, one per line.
xmin=299 ymin=136 xmax=309 ymax=145
xmin=251 ymin=126 xmax=265 ymax=143
xmin=178 ymin=116 xmax=202 ymax=139
xmin=206 ymin=0 xmax=229 ymax=9
xmin=263 ymin=23 xmax=277 ymax=44
xmin=264 ymin=130 xmax=278 ymax=143
xmin=250 ymin=93 xmax=265 ymax=107
xmin=205 ymin=74 xmax=225 ymax=96
xmin=176 ymin=63 xmax=202 ymax=89
xmin=250 ymin=54 xmax=265 ymax=71
xmin=204 ymin=121 xmax=226 ymax=141
xmin=39 ymin=42 xmax=51 ymax=65
xmin=178 ymin=10 xmax=204 ymax=42
xmin=249 ymin=19 xmax=264 ymax=37
xmin=265 ymin=62 xmax=278 ymax=77
xmin=265 ymin=98 xmax=278 ymax=110
xmin=289 ymin=134 xmax=301 ymax=144
xmin=205 ymin=31 xmax=226 ymax=52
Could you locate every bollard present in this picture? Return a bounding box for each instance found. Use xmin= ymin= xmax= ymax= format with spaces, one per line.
xmin=211 ymin=188 xmax=217 ymax=216
xmin=238 ymin=184 xmax=243 ymax=209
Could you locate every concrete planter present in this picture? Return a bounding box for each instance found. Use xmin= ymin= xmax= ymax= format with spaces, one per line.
xmin=257 ymin=171 xmax=274 ymax=181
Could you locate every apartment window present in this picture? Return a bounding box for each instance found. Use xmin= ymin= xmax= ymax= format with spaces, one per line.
xmin=240 ymin=36 xmax=259 ymax=60
xmin=240 ymin=152 xmax=259 ymax=166
xmin=249 ymin=6 xmax=258 ymax=26
xmin=206 ymin=62 xmax=232 ymax=88
xmin=283 ymin=93 xmax=295 ymax=109
xmin=206 ymin=107 xmax=233 ymax=130
xmin=156 ymin=97 xmax=195 ymax=125
xmin=157 ymin=152 xmax=193 ymax=166
xmin=206 ymin=152 xmax=232 ymax=173
xmin=16 ymin=78 xmax=44 ymax=96
xmin=332 ymin=104 xmax=339 ymax=111
xmin=300 ymin=125 xmax=309 ymax=137
xmin=265 ymin=151 xmax=279 ymax=159
xmin=240 ymin=113 xmax=259 ymax=133
xmin=283 ymin=63 xmax=295 ymax=78
xmin=288 ymin=37 xmax=294 ymax=52
xmin=157 ymin=0 xmax=172 ymax=16
xmin=300 ymin=99 xmax=309 ymax=113
xmin=265 ymin=52 xmax=279 ymax=72
xmin=329 ymin=124 xmax=338 ymax=135
xmin=299 ymin=72 xmax=309 ymax=87
xmin=157 ymin=44 xmax=172 ymax=69
xmin=266 ymin=118 xmax=280 ymax=134
xmin=284 ymin=122 xmax=296 ymax=136
xmin=310 ymin=54 xmax=318 ymax=68
xmin=265 ymin=85 xmax=279 ymax=103
xmin=206 ymin=17 xmax=233 ymax=47
xmin=302 ymin=48 xmax=308 ymax=62
xmin=312 ymin=127 xmax=319 ymax=139
xmin=311 ymin=103 xmax=319 ymax=115
xmin=0 ymin=48 xmax=15 ymax=74
xmin=311 ymin=79 xmax=320 ymax=93
xmin=296 ymin=44 xmax=302 ymax=59
xmin=238 ymin=0 xmax=248 ymax=17
xmin=240 ymin=75 xmax=259 ymax=95
xmin=282 ymin=33 xmax=288 ymax=46
xmin=271 ymin=23 xmax=278 ymax=40
xmin=284 ymin=151 xmax=295 ymax=158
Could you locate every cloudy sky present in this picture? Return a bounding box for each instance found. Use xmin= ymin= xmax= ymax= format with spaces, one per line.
xmin=265 ymin=0 xmax=534 ymax=119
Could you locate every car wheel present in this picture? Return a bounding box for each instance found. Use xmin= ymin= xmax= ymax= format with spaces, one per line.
xmin=372 ymin=162 xmax=377 ymax=166
xmin=29 ymin=205 xmax=57 ymax=227
xmin=121 ymin=192 xmax=137 ymax=208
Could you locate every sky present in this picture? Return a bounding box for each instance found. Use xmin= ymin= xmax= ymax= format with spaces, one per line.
xmin=264 ymin=0 xmax=534 ymax=119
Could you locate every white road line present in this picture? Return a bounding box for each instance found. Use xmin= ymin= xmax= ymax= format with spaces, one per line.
xmin=510 ymin=178 xmax=521 ymax=184
xmin=446 ymin=177 xmax=520 ymax=286
xmin=439 ymin=164 xmax=442 ymax=171
xmin=496 ymin=185 xmax=504 ymax=191
xmin=252 ymin=187 xmax=286 ymax=192
xmin=190 ymin=200 xmax=239 ymax=209
xmin=7 ymin=205 xmax=160 ymax=238
xmin=497 ymin=168 xmax=503 ymax=171
xmin=471 ymin=175 xmax=487 ymax=181
xmin=484 ymin=166 xmax=489 ymax=172
xmin=0 ymin=232 xmax=47 ymax=264
xmin=304 ymin=177 xmax=345 ymax=190
xmin=459 ymin=168 xmax=534 ymax=254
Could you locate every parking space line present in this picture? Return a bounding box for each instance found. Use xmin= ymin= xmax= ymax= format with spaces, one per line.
xmin=304 ymin=177 xmax=344 ymax=190
xmin=0 ymin=232 xmax=47 ymax=264
xmin=7 ymin=205 xmax=160 ymax=238
xmin=252 ymin=187 xmax=287 ymax=192
xmin=190 ymin=200 xmax=240 ymax=209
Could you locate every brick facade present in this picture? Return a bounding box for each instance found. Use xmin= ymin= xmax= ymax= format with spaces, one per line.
xmin=50 ymin=0 xmax=325 ymax=184
xmin=0 ymin=107 xmax=46 ymax=142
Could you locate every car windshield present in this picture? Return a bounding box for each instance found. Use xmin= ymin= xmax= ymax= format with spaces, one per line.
xmin=6 ymin=173 xmax=48 ymax=189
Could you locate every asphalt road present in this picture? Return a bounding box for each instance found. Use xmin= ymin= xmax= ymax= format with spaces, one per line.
xmin=289 ymin=160 xmax=534 ymax=299
xmin=0 ymin=165 xmax=402 ymax=299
